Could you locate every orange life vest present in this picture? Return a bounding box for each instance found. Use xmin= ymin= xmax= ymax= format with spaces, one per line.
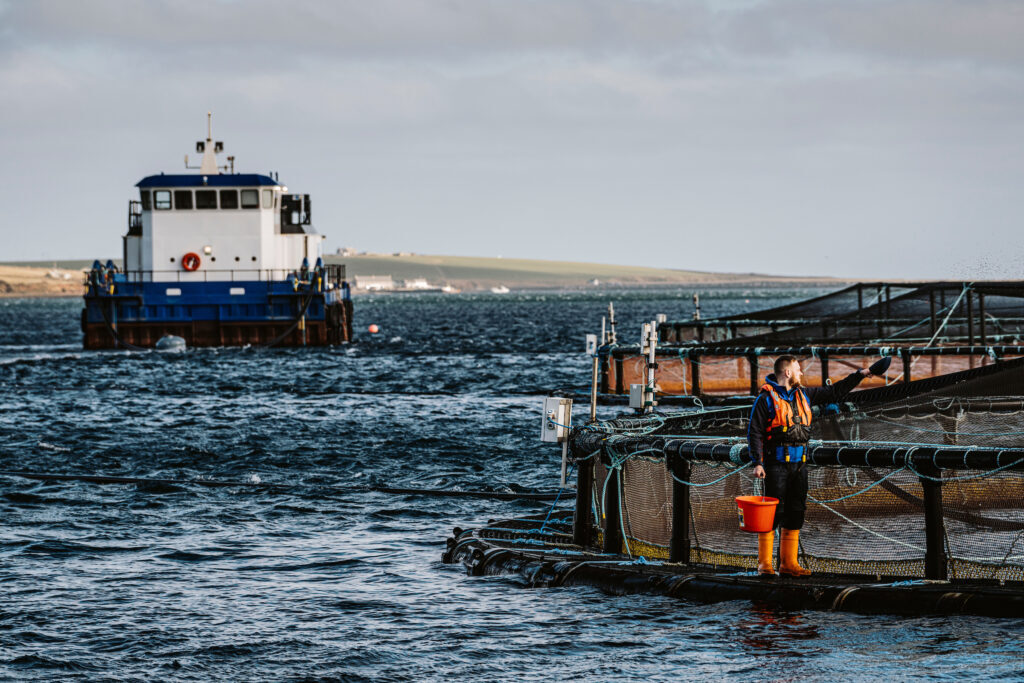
xmin=761 ymin=382 xmax=812 ymax=461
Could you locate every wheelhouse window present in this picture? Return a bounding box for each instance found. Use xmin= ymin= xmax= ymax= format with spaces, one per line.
xmin=240 ymin=189 xmax=259 ymax=209
xmin=219 ymin=189 xmax=239 ymax=209
xmin=262 ymin=189 xmax=273 ymax=209
xmin=195 ymin=190 xmax=217 ymax=209
xmin=140 ymin=190 xmax=151 ymax=210
xmin=174 ymin=190 xmax=193 ymax=210
xmin=154 ymin=190 xmax=171 ymax=210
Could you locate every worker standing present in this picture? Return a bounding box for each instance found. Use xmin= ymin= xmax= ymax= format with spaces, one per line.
xmin=748 ymin=355 xmax=891 ymax=576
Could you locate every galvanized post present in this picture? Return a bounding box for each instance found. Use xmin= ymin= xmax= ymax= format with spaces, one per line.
xmin=918 ymin=461 xmax=948 ymax=580
xmin=669 ymin=456 xmax=691 ymax=564
xmin=929 ymin=288 xmax=937 ymax=336
xmin=820 ymin=351 xmax=829 ymax=385
xmin=573 ymin=459 xmax=594 ymax=548
xmin=876 ymin=286 xmax=884 ymax=338
xmin=966 ymin=289 xmax=974 ymax=346
xmin=901 ymin=348 xmax=912 ymax=383
xmin=979 ymin=292 xmax=987 ymax=347
xmin=690 ymin=351 xmax=702 ymax=397
xmin=599 ymin=349 xmax=610 ymax=394
xmin=748 ymin=355 xmax=759 ymax=396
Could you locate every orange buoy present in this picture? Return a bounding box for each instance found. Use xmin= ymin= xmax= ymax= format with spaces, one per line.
xmin=181 ymin=252 xmax=201 ymax=271
xmin=735 ymin=495 xmax=779 ymax=533
xmin=368 ymin=324 xmax=380 ymax=334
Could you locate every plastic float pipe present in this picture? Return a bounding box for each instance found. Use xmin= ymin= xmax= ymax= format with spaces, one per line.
xmin=569 ymin=433 xmax=1024 ymax=472
xmin=443 ymin=526 xmax=1024 ymax=618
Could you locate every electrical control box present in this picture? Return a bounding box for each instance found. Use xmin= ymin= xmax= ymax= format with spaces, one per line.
xmin=585 ymin=334 xmax=597 ymax=356
xmin=629 ymin=384 xmax=645 ymax=410
xmin=541 ymin=397 xmax=573 ymax=443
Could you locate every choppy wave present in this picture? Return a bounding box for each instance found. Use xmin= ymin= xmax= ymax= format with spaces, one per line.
xmin=2 ymin=291 xmax=1022 ymax=680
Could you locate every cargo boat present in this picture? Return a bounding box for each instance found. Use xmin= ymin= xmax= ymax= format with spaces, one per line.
xmin=82 ymin=115 xmax=353 ymax=349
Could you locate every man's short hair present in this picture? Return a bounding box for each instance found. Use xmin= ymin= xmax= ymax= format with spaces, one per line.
xmin=774 ymin=355 xmax=797 ymax=376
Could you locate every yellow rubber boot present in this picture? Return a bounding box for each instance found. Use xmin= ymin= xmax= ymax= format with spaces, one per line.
xmin=779 ymin=528 xmax=811 ymax=577
xmin=757 ymin=531 xmax=775 ymax=576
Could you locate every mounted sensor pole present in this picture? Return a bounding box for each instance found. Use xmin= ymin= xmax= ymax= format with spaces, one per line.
xmin=630 ymin=320 xmax=659 ymax=413
xmin=541 ymin=397 xmax=573 ymax=486
xmin=607 ymin=302 xmax=617 ymax=344
xmin=586 ymin=332 xmax=599 ymax=422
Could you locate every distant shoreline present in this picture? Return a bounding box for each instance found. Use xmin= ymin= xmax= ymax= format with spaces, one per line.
xmin=0 ymin=254 xmax=851 ymax=298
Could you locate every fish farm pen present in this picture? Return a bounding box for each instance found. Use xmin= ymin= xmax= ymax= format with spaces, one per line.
xmin=599 ymin=281 xmax=1024 ymax=397
xmin=444 ymin=357 xmax=1024 ymax=617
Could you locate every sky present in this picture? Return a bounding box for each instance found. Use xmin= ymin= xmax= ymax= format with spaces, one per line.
xmin=1 ymin=0 xmax=1023 ymax=278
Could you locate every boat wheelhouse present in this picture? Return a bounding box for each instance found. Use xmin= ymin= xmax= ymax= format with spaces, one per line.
xmin=82 ymin=115 xmax=353 ymax=349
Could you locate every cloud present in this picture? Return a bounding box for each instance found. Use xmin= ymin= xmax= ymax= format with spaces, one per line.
xmin=0 ymin=0 xmax=1022 ymax=277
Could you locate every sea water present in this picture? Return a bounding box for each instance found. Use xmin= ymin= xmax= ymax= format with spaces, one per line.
xmin=1 ymin=290 xmax=1021 ymax=681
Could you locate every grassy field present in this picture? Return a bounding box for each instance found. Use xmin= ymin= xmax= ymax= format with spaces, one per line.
xmin=325 ymin=254 xmax=835 ymax=289
xmin=0 ymin=253 xmax=838 ymax=293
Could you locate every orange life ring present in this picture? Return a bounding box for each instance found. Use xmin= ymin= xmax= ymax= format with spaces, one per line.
xmin=181 ymin=252 xmax=201 ymax=271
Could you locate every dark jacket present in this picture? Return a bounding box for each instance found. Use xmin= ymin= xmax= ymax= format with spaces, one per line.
xmin=747 ymin=371 xmax=864 ymax=466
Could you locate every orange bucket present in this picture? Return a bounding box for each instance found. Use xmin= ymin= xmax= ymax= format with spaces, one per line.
xmin=735 ymin=495 xmax=779 ymax=533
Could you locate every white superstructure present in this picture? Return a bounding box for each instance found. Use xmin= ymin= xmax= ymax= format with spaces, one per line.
xmin=124 ymin=113 xmax=324 ymax=283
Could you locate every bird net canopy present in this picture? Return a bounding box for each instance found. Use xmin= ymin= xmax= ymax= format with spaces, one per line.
xmin=659 ymin=282 xmax=1024 ymax=347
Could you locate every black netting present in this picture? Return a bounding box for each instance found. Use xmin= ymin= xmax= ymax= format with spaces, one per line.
xmin=582 ymin=453 xmax=1024 ymax=581
xmin=577 ymin=357 xmax=1024 ymax=580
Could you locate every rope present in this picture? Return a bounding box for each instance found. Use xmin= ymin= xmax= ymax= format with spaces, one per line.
xmin=808 ymin=496 xmax=925 ymax=552
xmin=907 ymin=456 xmax=1024 ymax=482
xmin=669 ymin=462 xmax=751 ymax=487
xmin=618 ymin=461 xmax=632 ymax=558
xmin=539 ymin=462 xmax=575 ymax=534
xmin=810 ymin=467 xmax=907 ymax=503
xmin=924 ymin=283 xmax=971 ymax=348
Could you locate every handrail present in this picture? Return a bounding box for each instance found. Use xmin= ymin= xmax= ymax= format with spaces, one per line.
xmin=100 ymin=265 xmax=347 ymax=285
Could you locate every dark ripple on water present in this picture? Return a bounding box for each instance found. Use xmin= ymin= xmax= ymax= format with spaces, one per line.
xmin=2 ymin=291 xmax=1023 ymax=680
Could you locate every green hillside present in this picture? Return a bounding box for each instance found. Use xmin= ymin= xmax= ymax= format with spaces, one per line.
xmin=325 ymin=254 xmax=827 ymax=289
xmin=1 ymin=254 xmax=835 ymax=290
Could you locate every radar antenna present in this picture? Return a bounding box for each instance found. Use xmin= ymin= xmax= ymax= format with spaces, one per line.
xmin=184 ymin=111 xmax=232 ymax=173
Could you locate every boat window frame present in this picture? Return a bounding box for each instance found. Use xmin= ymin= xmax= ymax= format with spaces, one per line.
xmin=140 ymin=190 xmax=151 ymax=211
xmin=174 ymin=190 xmax=194 ymax=210
xmin=219 ymin=189 xmax=239 ymax=209
xmin=240 ymin=189 xmax=259 ymax=209
xmin=154 ymin=190 xmax=171 ymax=210
xmin=195 ymin=189 xmax=218 ymax=210
xmin=262 ymin=189 xmax=274 ymax=209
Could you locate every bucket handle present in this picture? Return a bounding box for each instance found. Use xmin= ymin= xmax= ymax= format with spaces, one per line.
xmin=752 ymin=475 xmax=764 ymax=501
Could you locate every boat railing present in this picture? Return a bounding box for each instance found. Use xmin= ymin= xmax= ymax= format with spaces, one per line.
xmin=112 ymin=265 xmax=347 ymax=285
